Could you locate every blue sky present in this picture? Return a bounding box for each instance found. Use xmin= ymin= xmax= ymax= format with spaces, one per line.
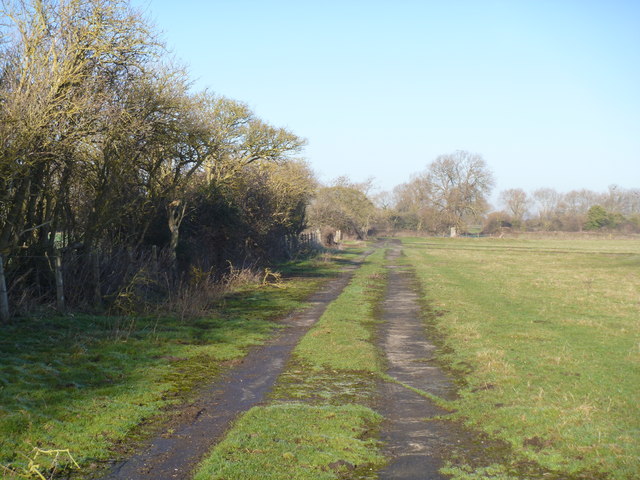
xmin=136 ymin=0 xmax=640 ymax=200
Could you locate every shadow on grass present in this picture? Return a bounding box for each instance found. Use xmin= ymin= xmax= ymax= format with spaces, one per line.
xmin=277 ymin=247 xmax=367 ymax=279
xmin=0 ymin=246 xmax=368 ymax=477
xmin=0 ymin=254 xmax=345 ymax=475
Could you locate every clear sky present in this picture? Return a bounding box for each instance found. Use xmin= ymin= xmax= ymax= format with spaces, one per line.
xmin=136 ymin=0 xmax=640 ymax=200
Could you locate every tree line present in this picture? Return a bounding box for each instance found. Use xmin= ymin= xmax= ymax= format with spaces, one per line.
xmin=379 ymin=152 xmax=639 ymax=235
xmin=491 ymin=186 xmax=640 ymax=233
xmin=311 ymin=151 xmax=639 ymax=237
xmin=0 ymin=0 xmax=314 ymax=314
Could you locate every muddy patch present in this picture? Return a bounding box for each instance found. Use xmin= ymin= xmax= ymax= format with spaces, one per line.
xmin=101 ymin=257 xmax=366 ymax=480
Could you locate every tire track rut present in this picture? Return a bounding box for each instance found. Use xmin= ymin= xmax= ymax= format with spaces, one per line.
xmin=377 ymin=244 xmax=458 ymax=480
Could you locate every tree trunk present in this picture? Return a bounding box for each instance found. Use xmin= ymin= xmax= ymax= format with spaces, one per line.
xmin=0 ymin=255 xmax=10 ymax=323
xmin=167 ymin=200 xmax=187 ymax=273
xmin=0 ymin=178 xmax=32 ymax=253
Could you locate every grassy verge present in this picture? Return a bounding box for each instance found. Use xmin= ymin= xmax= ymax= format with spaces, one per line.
xmin=192 ymin=404 xmax=381 ymax=480
xmin=292 ymin=247 xmax=385 ymax=373
xmin=193 ymin=247 xmax=388 ymax=480
xmin=402 ymin=236 xmax=640 ymax=480
xmin=0 ymin=250 xmax=351 ymax=479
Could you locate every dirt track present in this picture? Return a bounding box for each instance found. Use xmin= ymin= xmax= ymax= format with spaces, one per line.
xmin=102 ymin=243 xmax=495 ymax=479
xmin=377 ymin=244 xmax=458 ymax=479
xmin=102 ymin=256 xmax=364 ymax=480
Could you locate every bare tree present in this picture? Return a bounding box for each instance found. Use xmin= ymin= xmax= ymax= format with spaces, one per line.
xmin=563 ymin=189 xmax=598 ymax=216
xmin=392 ymin=174 xmax=436 ymax=231
xmin=308 ymin=179 xmax=376 ymax=240
xmin=0 ymin=0 xmax=159 ymax=254
xmin=427 ymin=150 xmax=494 ymax=231
xmin=197 ymin=96 xmax=307 ymax=185
xmin=0 ymin=0 xmax=317 ymax=311
xmin=499 ymin=188 xmax=530 ymax=226
xmin=533 ymin=188 xmax=562 ymax=229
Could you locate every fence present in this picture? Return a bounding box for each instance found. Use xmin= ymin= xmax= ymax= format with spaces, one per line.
xmin=0 ymin=230 xmax=327 ymax=322
xmin=0 ymin=246 xmax=174 ymax=322
xmin=0 ymin=255 xmax=9 ymax=323
xmin=298 ymin=229 xmax=322 ymax=246
xmin=295 ymin=229 xmax=342 ymax=248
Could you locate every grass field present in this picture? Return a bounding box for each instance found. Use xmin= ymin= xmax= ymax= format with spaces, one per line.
xmin=402 ymin=236 xmax=640 ymax=480
xmin=0 ymin=250 xmax=358 ymax=479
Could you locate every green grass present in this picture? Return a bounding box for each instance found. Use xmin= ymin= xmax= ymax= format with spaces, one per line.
xmin=0 ymin=251 xmax=352 ymax=479
xmin=193 ymin=246 xmax=388 ymax=480
xmin=277 ymin=245 xmax=367 ymax=278
xmin=192 ymin=404 xmax=382 ymax=480
xmin=401 ymin=236 xmax=640 ymax=480
xmin=292 ymin=247 xmax=386 ymax=373
xmin=271 ymin=246 xmax=387 ymax=408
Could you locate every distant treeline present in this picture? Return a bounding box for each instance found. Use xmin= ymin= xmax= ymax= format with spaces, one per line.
xmin=485 ymin=187 xmax=640 ymax=234
xmin=386 ymin=159 xmax=639 ymax=235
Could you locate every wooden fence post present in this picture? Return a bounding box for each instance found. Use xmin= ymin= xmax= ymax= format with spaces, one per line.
xmin=54 ymin=253 xmax=65 ymax=312
xmin=0 ymin=255 xmax=10 ymax=323
xmin=151 ymin=245 xmax=159 ymax=276
xmin=92 ymin=251 xmax=102 ymax=308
